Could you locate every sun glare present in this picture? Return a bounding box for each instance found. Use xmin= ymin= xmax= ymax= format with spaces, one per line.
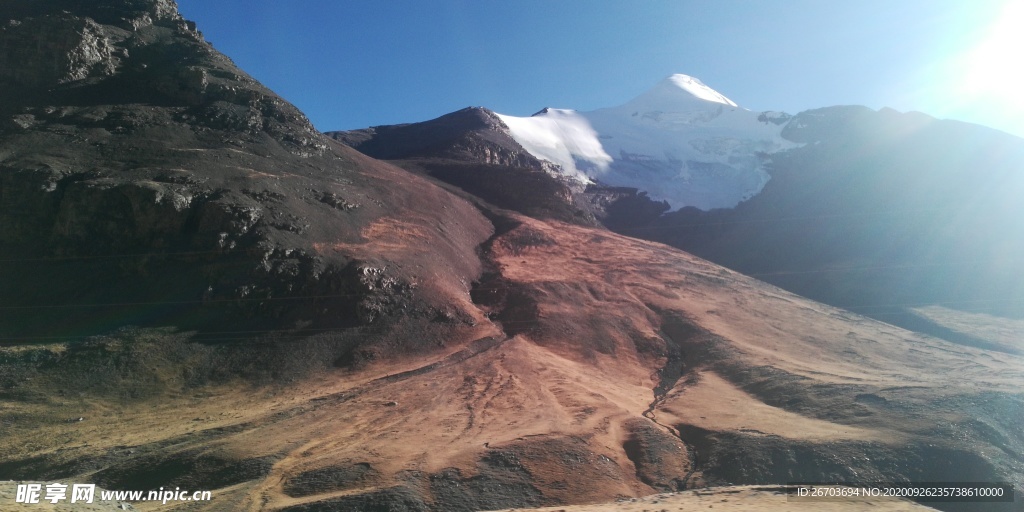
xmin=962 ymin=1 xmax=1024 ymax=110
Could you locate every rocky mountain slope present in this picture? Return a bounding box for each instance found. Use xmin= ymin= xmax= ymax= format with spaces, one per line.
xmin=328 ymin=107 xmax=598 ymax=224
xmin=1 ymin=2 xmax=1022 ymax=512
xmin=617 ymin=106 xmax=1024 ymax=340
xmin=0 ymin=0 xmax=492 ymax=347
xmin=334 ymin=79 xmax=1024 ymax=351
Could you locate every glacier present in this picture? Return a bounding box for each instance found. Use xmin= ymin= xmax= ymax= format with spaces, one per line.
xmin=496 ymin=74 xmax=799 ymax=210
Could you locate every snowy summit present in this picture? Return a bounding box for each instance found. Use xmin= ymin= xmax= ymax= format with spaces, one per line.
xmin=648 ymin=74 xmax=738 ymax=107
xmin=497 ymin=74 xmax=797 ymax=210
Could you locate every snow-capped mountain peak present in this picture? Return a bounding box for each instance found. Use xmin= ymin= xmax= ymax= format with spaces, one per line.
xmin=644 ymin=73 xmax=739 ymax=107
xmin=496 ymin=74 xmax=797 ymax=210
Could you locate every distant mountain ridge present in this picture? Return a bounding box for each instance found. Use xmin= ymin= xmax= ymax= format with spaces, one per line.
xmin=328 ymin=106 xmax=603 ymax=224
xmin=331 ymin=75 xmax=1024 ymax=342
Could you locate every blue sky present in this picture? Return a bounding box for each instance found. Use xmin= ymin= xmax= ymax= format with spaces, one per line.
xmin=177 ymin=0 xmax=1023 ymax=138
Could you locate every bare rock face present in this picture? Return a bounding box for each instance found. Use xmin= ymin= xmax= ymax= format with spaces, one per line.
xmin=0 ymin=0 xmax=189 ymax=89
xmin=331 ymin=107 xmax=540 ymax=167
xmin=0 ymin=0 xmax=183 ymax=27
xmin=328 ymin=107 xmax=601 ymax=224
xmin=0 ymin=0 xmax=322 ymax=154
xmin=0 ymin=0 xmax=492 ymax=343
xmin=0 ymin=15 xmax=119 ymax=86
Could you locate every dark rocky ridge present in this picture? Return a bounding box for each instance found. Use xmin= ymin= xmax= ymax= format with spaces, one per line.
xmin=0 ymin=0 xmax=492 ymax=343
xmin=331 ymin=106 xmax=537 ymax=167
xmin=329 ymin=107 xmax=632 ymax=225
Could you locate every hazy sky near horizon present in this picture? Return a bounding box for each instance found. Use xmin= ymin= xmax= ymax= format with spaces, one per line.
xmin=177 ymin=0 xmax=1023 ymax=139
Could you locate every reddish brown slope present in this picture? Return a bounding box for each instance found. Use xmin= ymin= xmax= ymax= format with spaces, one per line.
xmin=5 ymin=209 xmax=1020 ymax=512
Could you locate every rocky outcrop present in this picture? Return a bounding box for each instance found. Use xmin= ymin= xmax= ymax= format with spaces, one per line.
xmin=0 ymin=15 xmax=120 ymax=86
xmin=328 ymin=107 xmax=600 ymax=224
xmin=330 ymin=107 xmax=538 ymax=166
xmin=0 ymin=1 xmax=323 ymax=154
xmin=0 ymin=0 xmax=492 ymax=342
xmin=0 ymin=1 xmax=198 ymax=89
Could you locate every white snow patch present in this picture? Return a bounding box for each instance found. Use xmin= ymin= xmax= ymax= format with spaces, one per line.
xmin=497 ymin=74 xmax=799 ymax=210
xmin=664 ymin=74 xmax=738 ymax=107
xmin=495 ymin=109 xmax=608 ymax=182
